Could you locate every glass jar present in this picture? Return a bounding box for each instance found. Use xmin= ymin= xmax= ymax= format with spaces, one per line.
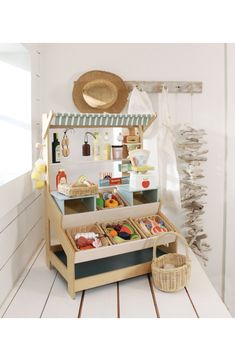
xmin=112 ymin=145 xmax=123 ymax=160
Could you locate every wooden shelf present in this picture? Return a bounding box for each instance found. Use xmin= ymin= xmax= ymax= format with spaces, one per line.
xmin=49 ymin=159 xmax=131 ymax=167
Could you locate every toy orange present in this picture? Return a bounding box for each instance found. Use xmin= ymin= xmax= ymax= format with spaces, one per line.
xmin=109 ymin=229 xmax=118 ymax=237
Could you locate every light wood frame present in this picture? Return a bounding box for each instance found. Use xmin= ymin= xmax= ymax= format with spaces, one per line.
xmin=43 ymin=111 xmax=178 ymax=298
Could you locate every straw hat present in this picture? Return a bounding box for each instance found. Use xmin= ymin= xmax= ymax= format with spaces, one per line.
xmin=72 ymin=70 xmax=128 ymax=113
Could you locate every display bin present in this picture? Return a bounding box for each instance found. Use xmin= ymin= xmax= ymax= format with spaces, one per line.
xmin=132 ymin=214 xmax=174 ymax=238
xmin=51 ymin=191 xmax=97 ymax=215
xmin=100 ymin=218 xmax=142 ymax=244
xmin=96 ymin=188 xmax=126 ymax=211
xmin=66 ymin=223 xmax=111 ymax=251
xmin=47 ymin=191 xmax=178 ymax=298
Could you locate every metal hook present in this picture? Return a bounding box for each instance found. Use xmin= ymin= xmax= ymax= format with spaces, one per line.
xmin=162 ymin=82 xmax=168 ymax=92
xmin=136 ymin=84 xmax=143 ymax=92
xmin=84 ymin=131 xmax=96 ymax=143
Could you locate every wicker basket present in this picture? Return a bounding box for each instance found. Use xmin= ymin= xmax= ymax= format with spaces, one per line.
xmin=58 ymin=183 xmax=98 ymax=197
xmin=66 ymin=223 xmax=111 ymax=251
xmin=132 ymin=214 xmax=173 ymax=238
xmin=151 ymin=232 xmax=191 ymax=292
xmin=101 ymin=218 xmax=142 ymax=245
xmin=96 ymin=189 xmax=126 ymax=210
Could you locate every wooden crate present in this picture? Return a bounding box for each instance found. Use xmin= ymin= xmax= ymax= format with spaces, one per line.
xmin=66 ymin=223 xmax=111 ymax=251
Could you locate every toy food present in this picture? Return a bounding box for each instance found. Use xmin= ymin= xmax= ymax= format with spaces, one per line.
xmin=131 ymin=234 xmax=139 ymax=240
xmin=96 ymin=197 xmax=104 ymax=208
xmin=149 ymin=219 xmax=167 ymax=234
xmin=139 ymin=217 xmax=168 ymax=236
xmin=105 ymin=199 xmax=119 ymax=208
xmin=113 ymin=236 xmax=126 ymax=244
xmin=109 ymin=229 xmax=118 ymax=237
xmin=31 ymin=158 xmax=46 ymax=190
xmin=106 ymin=222 xmax=139 ymax=244
xmin=74 ymin=232 xmax=102 ymax=250
xmin=119 ymin=232 xmax=130 ymax=240
xmin=80 ymin=245 xmax=94 ymax=250
xmin=73 ymin=175 xmax=94 ymax=187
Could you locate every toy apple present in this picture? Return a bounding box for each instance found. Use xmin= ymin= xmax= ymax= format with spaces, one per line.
xmin=142 ymin=180 xmax=150 ymax=188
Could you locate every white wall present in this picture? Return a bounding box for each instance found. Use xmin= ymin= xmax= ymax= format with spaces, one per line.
xmin=224 ymin=44 xmax=235 ymax=315
xmin=40 ymin=43 xmax=226 ymax=299
xmin=0 ymin=44 xmax=43 ymax=307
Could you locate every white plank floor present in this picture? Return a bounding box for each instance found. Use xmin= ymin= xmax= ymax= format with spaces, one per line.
xmin=0 ymin=241 xmax=231 ymax=318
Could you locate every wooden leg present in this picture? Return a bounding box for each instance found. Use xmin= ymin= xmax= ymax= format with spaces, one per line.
xmin=68 ymin=282 xmax=76 ymax=299
xmin=45 ymin=218 xmax=52 ymax=269
xmin=67 ymin=253 xmax=76 ymax=299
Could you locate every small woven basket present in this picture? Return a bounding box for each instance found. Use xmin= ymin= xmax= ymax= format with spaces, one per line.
xmin=151 ymin=232 xmax=191 ymax=292
xmin=58 ymin=183 xmax=98 ymax=197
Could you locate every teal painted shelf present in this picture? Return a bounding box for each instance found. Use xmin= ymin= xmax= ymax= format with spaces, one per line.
xmin=51 ymin=191 xmax=97 ymax=215
xmin=117 ymin=185 xmax=160 ymax=206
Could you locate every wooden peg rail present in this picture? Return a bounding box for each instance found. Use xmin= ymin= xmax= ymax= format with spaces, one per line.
xmin=125 ymin=81 xmax=203 ymax=94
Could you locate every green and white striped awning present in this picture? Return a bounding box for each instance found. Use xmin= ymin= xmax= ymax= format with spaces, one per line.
xmin=52 ymin=112 xmax=156 ymax=128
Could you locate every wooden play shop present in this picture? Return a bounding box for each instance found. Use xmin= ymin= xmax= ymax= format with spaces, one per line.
xmin=42 ymin=111 xmax=185 ymax=298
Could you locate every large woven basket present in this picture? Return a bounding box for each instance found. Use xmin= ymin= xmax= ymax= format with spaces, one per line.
xmin=151 ymin=232 xmax=191 ymax=292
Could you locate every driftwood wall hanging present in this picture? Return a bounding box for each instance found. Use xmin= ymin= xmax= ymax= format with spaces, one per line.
xmin=176 ymin=125 xmax=210 ymax=264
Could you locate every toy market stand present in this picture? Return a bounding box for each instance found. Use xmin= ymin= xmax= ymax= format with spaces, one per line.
xmin=42 ymin=111 xmax=179 ymax=298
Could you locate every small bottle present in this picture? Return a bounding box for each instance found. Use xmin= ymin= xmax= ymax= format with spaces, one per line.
xmin=56 ymin=169 xmax=67 ymax=189
xmin=93 ymin=132 xmax=101 ymax=161
xmin=52 ymin=133 xmax=60 ymax=163
xmin=103 ymin=132 xmax=111 ymax=160
xmin=82 ymin=140 xmax=91 ymax=156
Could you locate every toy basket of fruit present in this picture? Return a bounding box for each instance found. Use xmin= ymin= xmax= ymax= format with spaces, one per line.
xmin=132 ymin=214 xmax=173 ymax=238
xmin=96 ymin=189 xmax=126 ymax=210
xmin=66 ymin=223 xmax=111 ymax=251
xmin=101 ymin=219 xmax=142 ymax=244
